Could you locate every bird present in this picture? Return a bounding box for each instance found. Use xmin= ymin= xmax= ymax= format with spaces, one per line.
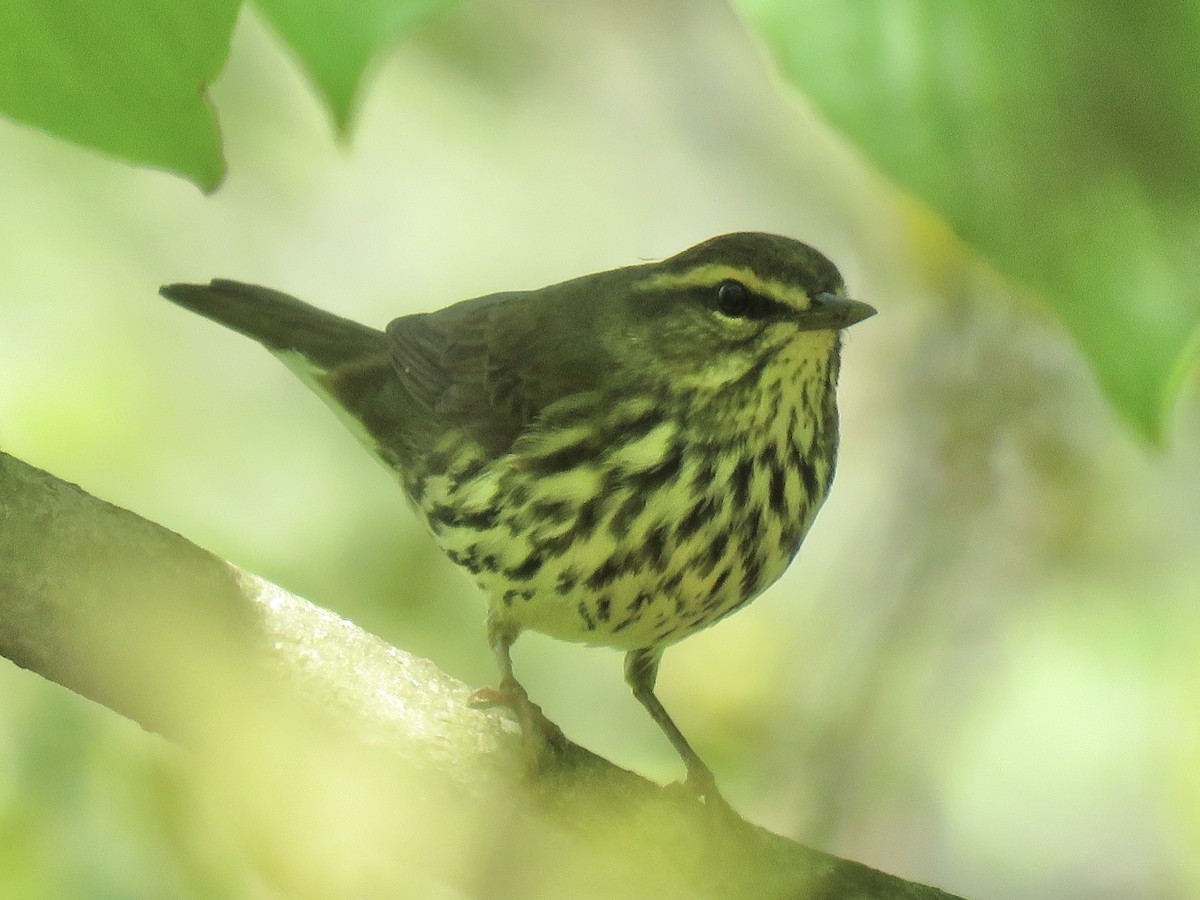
xmin=160 ymin=231 xmax=875 ymax=804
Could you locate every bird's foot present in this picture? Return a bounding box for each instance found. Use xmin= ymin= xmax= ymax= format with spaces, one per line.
xmin=662 ymin=762 xmax=740 ymax=823
xmin=470 ymin=678 xmax=569 ymax=771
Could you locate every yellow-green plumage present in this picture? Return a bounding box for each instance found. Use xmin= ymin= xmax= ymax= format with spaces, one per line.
xmin=160 ymin=232 xmax=874 ymax=802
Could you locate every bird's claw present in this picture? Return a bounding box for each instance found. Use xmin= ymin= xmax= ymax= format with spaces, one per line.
xmin=470 ymin=680 xmax=569 ymax=770
xmin=668 ymin=764 xmax=738 ymax=821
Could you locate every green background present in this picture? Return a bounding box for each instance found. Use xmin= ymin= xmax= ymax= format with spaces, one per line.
xmin=1 ymin=1 xmax=1198 ymax=897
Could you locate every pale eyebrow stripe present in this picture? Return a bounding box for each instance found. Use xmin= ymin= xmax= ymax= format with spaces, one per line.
xmin=632 ymin=264 xmax=814 ymax=311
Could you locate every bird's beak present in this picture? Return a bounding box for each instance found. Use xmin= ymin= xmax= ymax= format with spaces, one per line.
xmin=795 ymin=293 xmax=877 ymax=332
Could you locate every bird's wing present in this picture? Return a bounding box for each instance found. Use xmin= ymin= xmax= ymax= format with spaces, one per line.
xmin=385 ymin=285 xmax=615 ymax=459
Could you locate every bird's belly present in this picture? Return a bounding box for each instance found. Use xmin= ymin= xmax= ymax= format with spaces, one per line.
xmin=429 ymin=442 xmax=827 ymax=651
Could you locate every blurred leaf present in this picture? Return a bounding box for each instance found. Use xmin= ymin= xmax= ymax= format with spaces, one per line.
xmin=735 ymin=0 xmax=1200 ymax=439
xmin=255 ymin=0 xmax=463 ymax=129
xmin=0 ymin=0 xmax=237 ymax=191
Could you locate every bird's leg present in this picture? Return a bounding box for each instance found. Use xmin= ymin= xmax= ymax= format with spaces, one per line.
xmin=471 ymin=617 xmax=567 ymax=767
xmin=625 ymin=648 xmax=730 ymax=810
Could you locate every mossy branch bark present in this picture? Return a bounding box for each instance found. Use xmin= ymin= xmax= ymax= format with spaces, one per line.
xmin=0 ymin=451 xmax=965 ymax=899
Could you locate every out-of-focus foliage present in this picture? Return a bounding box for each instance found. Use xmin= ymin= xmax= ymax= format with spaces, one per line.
xmin=0 ymin=0 xmax=457 ymax=186
xmin=0 ymin=0 xmax=236 ymax=190
xmin=256 ymin=0 xmax=462 ymax=129
xmin=734 ymin=0 xmax=1200 ymax=439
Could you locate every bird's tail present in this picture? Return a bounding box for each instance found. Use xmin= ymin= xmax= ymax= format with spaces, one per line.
xmin=161 ymin=280 xmax=413 ymax=471
xmin=159 ymin=280 xmax=387 ymax=370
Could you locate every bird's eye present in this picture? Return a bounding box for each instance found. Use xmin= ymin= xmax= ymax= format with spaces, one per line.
xmin=715 ymin=279 xmax=751 ymax=317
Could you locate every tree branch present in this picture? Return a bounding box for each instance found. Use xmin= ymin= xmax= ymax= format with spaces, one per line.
xmin=0 ymin=451 xmax=965 ymax=899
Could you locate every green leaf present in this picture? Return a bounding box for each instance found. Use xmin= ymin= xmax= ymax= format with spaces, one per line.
xmin=735 ymin=0 xmax=1200 ymax=439
xmin=255 ymin=0 xmax=462 ymax=130
xmin=0 ymin=0 xmax=238 ymax=191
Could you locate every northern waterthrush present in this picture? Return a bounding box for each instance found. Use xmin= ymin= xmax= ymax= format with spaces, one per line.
xmin=161 ymin=232 xmax=875 ymax=802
